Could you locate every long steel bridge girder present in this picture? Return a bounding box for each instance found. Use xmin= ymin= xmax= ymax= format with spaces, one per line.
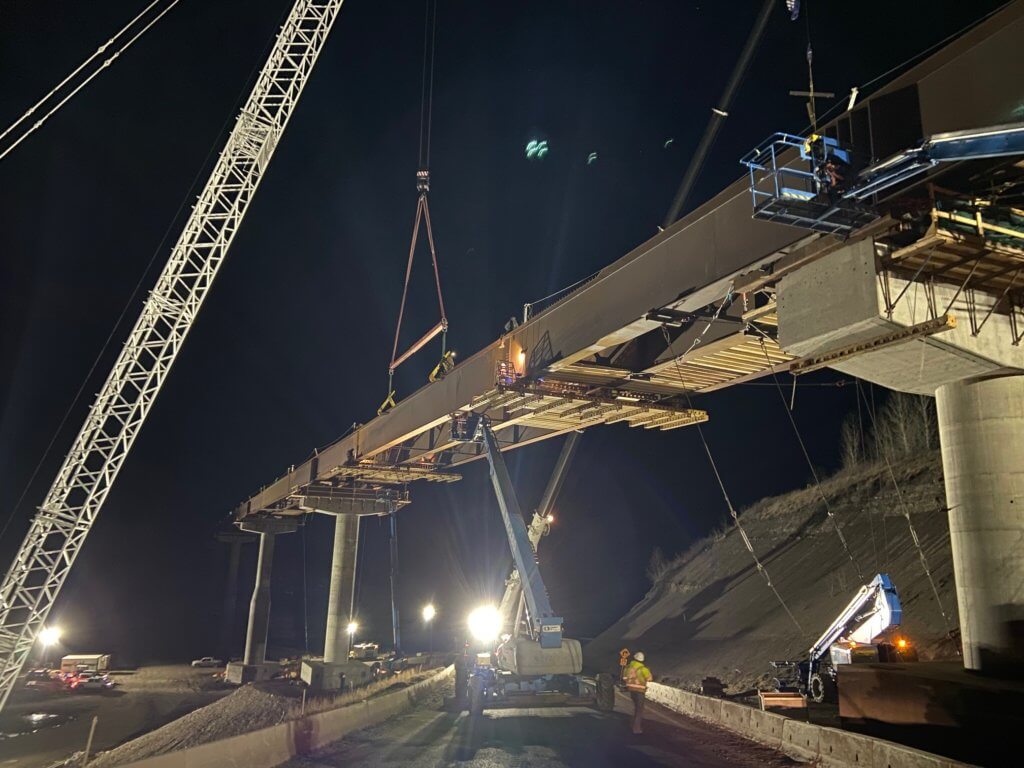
xmin=236 ymin=1 xmax=1024 ymax=521
xmin=236 ymin=178 xmax=801 ymax=519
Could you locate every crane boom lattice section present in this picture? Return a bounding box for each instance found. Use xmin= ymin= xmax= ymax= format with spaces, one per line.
xmin=0 ymin=0 xmax=346 ymax=711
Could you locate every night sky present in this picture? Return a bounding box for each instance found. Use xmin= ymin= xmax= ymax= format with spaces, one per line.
xmin=0 ymin=1 xmax=1006 ymax=664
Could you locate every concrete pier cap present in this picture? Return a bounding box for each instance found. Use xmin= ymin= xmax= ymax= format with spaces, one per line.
xmin=936 ymin=374 xmax=1024 ymax=673
xmin=777 ymin=236 xmax=1024 ymax=674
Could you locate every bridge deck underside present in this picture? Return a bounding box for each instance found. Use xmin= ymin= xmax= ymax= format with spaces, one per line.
xmin=553 ymin=329 xmax=793 ymax=394
xmin=247 ymin=384 xmax=708 ymax=517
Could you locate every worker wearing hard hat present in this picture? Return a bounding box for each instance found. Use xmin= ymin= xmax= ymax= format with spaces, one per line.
xmin=623 ymin=651 xmax=652 ymax=734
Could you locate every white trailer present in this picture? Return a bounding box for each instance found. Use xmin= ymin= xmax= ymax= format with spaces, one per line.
xmin=60 ymin=654 xmax=111 ymax=674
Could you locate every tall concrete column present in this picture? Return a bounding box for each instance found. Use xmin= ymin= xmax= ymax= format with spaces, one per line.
xmin=324 ymin=514 xmax=360 ymax=664
xmin=936 ymin=374 xmax=1024 ymax=672
xmin=243 ymin=531 xmax=276 ymax=666
xmin=226 ymin=518 xmax=296 ymax=684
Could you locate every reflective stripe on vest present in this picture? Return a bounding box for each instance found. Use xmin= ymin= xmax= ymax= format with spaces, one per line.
xmin=625 ymin=662 xmax=648 ymax=692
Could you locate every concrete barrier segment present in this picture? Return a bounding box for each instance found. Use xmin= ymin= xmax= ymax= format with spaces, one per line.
xmin=646 ymin=682 xmax=974 ymax=768
xmin=118 ymin=665 xmax=455 ymax=768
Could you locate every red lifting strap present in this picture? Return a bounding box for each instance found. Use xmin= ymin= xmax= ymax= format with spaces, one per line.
xmin=389 ymin=187 xmax=448 ymax=374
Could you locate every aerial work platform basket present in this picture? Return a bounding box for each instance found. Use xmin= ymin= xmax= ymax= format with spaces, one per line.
xmin=740 ymin=132 xmax=878 ymax=236
xmin=742 ymin=124 xmax=1024 ymax=237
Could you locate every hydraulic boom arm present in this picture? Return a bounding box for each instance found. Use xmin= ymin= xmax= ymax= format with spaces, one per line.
xmin=808 ymin=573 xmax=902 ymax=664
xmin=497 ymin=432 xmax=580 ymax=635
xmin=478 ymin=418 xmax=564 ymax=649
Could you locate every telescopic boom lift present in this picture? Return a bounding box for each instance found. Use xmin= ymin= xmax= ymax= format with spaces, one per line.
xmin=771 ymin=573 xmax=917 ymax=703
xmin=451 ymin=415 xmax=613 ymax=715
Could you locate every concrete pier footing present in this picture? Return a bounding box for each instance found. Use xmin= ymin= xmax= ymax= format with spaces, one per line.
xmin=936 ymin=374 xmax=1024 ymax=672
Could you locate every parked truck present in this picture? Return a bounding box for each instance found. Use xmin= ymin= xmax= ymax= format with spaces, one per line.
xmin=60 ymin=654 xmax=111 ymax=675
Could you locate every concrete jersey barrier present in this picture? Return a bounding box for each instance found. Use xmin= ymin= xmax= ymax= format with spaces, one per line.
xmin=118 ymin=665 xmax=455 ymax=768
xmin=646 ymin=682 xmax=974 ymax=768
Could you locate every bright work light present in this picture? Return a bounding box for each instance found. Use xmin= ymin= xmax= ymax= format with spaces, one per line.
xmin=467 ymin=605 xmax=501 ymax=645
xmin=39 ymin=626 xmax=62 ymax=646
xmin=346 ymin=622 xmax=358 ymax=636
xmin=422 ymin=604 xmax=436 ymax=622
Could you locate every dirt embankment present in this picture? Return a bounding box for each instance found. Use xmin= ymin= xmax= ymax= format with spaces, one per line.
xmin=586 ymin=453 xmax=959 ymax=692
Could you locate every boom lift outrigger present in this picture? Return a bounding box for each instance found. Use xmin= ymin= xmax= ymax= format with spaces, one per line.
xmin=451 ymin=414 xmax=614 ymax=715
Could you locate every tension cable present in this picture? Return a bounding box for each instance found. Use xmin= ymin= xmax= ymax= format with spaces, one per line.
xmin=853 ymin=383 xmax=956 ymax=640
xmin=752 ymin=330 xmax=865 ymax=582
xmin=660 ymin=321 xmax=804 ymax=636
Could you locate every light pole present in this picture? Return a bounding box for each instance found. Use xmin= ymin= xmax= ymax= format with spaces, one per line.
xmin=346 ymin=621 xmax=357 ymax=658
xmin=39 ymin=626 xmax=62 ymax=669
xmin=422 ymin=604 xmax=436 ymax=653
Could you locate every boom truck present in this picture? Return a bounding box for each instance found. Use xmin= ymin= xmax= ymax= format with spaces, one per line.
xmin=771 ymin=573 xmax=917 ymax=704
xmin=451 ymin=414 xmax=615 ymax=715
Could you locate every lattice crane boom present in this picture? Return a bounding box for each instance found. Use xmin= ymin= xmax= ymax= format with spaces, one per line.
xmin=0 ymin=0 xmax=346 ymax=711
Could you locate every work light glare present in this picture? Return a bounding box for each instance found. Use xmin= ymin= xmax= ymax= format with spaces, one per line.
xmin=467 ymin=605 xmax=501 ymax=645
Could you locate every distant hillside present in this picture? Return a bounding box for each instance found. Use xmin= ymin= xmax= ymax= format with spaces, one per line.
xmin=586 ymin=453 xmax=959 ymax=692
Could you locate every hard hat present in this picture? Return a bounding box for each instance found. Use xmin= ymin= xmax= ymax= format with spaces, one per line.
xmin=634 ymin=651 xmax=645 ymax=662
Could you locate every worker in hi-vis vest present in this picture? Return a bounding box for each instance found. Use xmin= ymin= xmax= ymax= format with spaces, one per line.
xmin=623 ymin=651 xmax=652 ymax=734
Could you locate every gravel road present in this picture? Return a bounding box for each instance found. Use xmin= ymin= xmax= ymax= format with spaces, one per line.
xmin=282 ymin=691 xmax=796 ymax=768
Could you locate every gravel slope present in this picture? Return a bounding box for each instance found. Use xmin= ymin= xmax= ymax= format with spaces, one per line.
xmin=587 ymin=453 xmax=958 ymax=692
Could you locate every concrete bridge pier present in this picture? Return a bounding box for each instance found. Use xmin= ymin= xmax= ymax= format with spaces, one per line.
xmin=302 ymin=513 xmax=365 ymax=691
xmin=226 ymin=518 xmax=297 ymax=684
xmin=936 ymin=374 xmax=1024 ymax=672
xmin=324 ymin=514 xmax=360 ymax=663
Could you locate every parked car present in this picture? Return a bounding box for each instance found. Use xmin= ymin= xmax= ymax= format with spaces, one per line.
xmin=191 ymin=656 xmax=222 ymax=668
xmin=24 ymin=669 xmax=65 ymax=693
xmin=68 ymin=672 xmax=113 ymax=691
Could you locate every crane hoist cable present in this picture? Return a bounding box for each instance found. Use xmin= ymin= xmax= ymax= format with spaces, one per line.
xmin=381 ymin=0 xmax=448 ymax=415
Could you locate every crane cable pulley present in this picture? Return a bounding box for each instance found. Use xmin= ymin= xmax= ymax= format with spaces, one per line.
xmin=381 ymin=0 xmax=447 ymax=415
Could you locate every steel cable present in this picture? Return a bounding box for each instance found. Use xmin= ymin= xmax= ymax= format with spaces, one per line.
xmin=0 ymin=0 xmax=181 ymax=162
xmin=853 ymin=383 xmax=956 ymax=639
xmin=659 ymin=319 xmax=805 ymax=636
xmin=752 ymin=331 xmax=865 ymax=582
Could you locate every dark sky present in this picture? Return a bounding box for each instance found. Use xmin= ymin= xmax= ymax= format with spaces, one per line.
xmin=0 ymin=0 xmax=1006 ymax=663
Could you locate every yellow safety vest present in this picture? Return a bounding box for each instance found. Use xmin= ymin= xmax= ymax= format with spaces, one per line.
xmin=624 ymin=660 xmax=651 ymax=692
